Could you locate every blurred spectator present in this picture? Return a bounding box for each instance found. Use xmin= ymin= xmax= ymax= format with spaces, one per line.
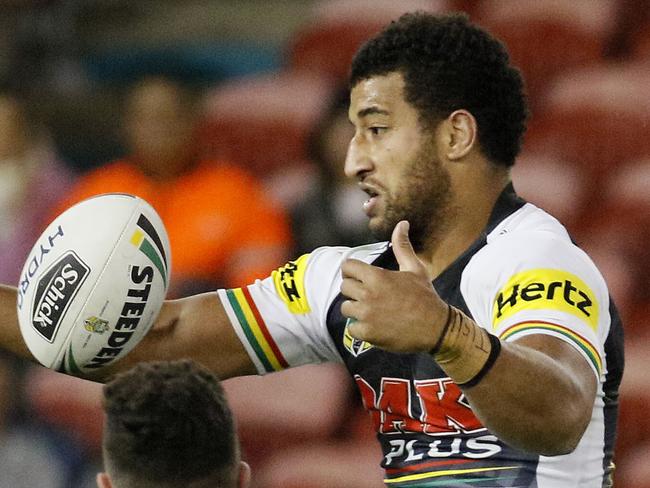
xmin=0 ymin=352 xmax=85 ymax=488
xmin=54 ymin=76 xmax=292 ymax=297
xmin=0 ymin=90 xmax=73 ymax=284
xmin=290 ymin=88 xmax=375 ymax=255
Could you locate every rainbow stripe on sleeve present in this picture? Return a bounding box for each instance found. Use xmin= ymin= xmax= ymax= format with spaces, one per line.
xmin=225 ymin=287 xmax=289 ymax=373
xmin=500 ymin=320 xmax=602 ymax=375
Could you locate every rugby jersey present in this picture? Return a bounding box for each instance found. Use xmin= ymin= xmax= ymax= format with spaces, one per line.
xmin=218 ymin=186 xmax=623 ymax=487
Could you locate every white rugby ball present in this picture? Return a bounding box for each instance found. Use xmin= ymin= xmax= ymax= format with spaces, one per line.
xmin=16 ymin=193 xmax=171 ymax=375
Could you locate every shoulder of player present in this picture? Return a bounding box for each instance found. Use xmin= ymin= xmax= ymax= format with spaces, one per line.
xmin=305 ymin=242 xmax=389 ymax=272
xmin=294 ymin=242 xmax=387 ymax=297
xmin=261 ymin=242 xmax=388 ymax=324
xmin=486 ymin=203 xmax=570 ymax=245
xmin=466 ymin=203 xmax=606 ymax=287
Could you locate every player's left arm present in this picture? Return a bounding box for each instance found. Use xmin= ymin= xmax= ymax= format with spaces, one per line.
xmin=462 ymin=331 xmax=597 ymax=455
xmin=342 ymin=221 xmax=599 ymax=456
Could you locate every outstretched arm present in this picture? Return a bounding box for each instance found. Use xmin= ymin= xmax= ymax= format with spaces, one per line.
xmin=109 ymin=292 xmax=257 ymax=380
xmin=0 ymin=285 xmax=32 ymax=359
xmin=0 ymin=284 xmax=256 ymax=381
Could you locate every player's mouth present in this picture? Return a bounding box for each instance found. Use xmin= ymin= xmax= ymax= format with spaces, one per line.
xmin=360 ymin=183 xmax=381 ymax=216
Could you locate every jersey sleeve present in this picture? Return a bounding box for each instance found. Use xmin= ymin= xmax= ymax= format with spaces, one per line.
xmin=461 ymin=229 xmax=610 ymax=380
xmin=218 ymin=246 xmax=349 ymax=374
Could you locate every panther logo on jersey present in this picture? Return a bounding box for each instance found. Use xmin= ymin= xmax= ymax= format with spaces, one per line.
xmin=343 ymin=318 xmax=374 ymax=356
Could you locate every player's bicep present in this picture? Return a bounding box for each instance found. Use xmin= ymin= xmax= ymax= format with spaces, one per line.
xmin=513 ymin=333 xmax=598 ymax=404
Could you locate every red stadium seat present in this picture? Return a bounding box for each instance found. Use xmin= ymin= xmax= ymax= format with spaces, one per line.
xmin=286 ymin=21 xmax=384 ymax=84
xmin=285 ymin=0 xmax=451 ymax=84
xmin=222 ymin=363 xmax=354 ymax=470
xmin=200 ymin=72 xmax=333 ymax=176
xmin=613 ymin=0 xmax=650 ymax=60
xmin=511 ymin=153 xmax=590 ymax=233
xmin=255 ymin=438 xmax=385 ymax=488
xmin=525 ymin=62 xmax=650 ymax=187
xmin=24 ymin=368 xmax=104 ymax=454
xmin=568 ymin=155 xmax=650 ymax=338
xmin=615 ymin=441 xmax=650 ymax=488
xmin=632 ymin=28 xmax=650 ymax=60
xmin=309 ymin=0 xmax=450 ymax=23
xmin=615 ymin=338 xmax=650 ymax=484
xmin=476 ymin=0 xmax=616 ymax=109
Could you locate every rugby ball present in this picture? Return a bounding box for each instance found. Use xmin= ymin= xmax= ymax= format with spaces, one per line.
xmin=16 ymin=193 xmax=171 ymax=375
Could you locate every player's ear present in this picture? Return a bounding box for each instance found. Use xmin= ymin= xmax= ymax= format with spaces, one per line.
xmin=440 ymin=109 xmax=477 ymax=161
xmin=96 ymin=472 xmax=113 ymax=488
xmin=238 ymin=461 xmax=252 ymax=488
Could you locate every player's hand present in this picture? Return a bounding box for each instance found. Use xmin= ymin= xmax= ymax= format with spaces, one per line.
xmin=340 ymin=221 xmax=449 ymax=353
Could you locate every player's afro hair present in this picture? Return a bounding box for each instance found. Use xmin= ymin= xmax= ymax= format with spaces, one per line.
xmin=350 ymin=12 xmax=528 ymax=167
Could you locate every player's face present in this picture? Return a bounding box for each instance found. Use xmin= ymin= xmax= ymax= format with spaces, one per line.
xmin=346 ymin=72 xmax=451 ymax=250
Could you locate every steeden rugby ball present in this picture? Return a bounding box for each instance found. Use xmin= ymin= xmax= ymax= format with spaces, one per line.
xmin=16 ymin=193 xmax=171 ymax=375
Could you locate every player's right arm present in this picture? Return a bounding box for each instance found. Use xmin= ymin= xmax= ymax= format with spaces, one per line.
xmin=2 ymin=247 xmax=351 ymax=382
xmin=0 ymin=285 xmax=32 ymax=359
xmin=110 ymin=292 xmax=258 ymax=379
xmin=99 ymin=247 xmax=351 ymax=381
xmin=0 ymin=284 xmax=256 ymax=380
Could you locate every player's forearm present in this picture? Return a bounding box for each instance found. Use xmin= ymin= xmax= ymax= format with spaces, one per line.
xmin=99 ymin=292 xmax=257 ymax=382
xmin=0 ymin=285 xmax=34 ymax=359
xmin=441 ymin=331 xmax=595 ymax=455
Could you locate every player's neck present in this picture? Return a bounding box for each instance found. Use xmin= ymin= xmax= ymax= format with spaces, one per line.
xmin=417 ymin=170 xmax=510 ymax=280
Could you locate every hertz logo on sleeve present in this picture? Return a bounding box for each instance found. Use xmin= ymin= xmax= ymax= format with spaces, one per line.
xmin=492 ymin=269 xmax=599 ymax=331
xmin=272 ymin=254 xmax=311 ymax=314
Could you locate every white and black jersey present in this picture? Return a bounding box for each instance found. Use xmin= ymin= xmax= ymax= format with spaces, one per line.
xmin=219 ymin=185 xmax=623 ymax=487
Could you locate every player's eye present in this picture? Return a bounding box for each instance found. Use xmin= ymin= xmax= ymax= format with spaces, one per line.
xmin=369 ymin=126 xmax=387 ymax=136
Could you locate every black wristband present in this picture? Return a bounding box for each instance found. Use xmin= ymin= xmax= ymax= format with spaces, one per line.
xmin=428 ymin=303 xmax=453 ymax=356
xmin=457 ymin=333 xmax=502 ymax=388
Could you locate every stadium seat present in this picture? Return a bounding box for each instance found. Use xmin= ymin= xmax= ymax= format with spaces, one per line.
xmin=200 ymin=72 xmax=333 ymax=177
xmin=611 ymin=0 xmax=650 ymax=60
xmin=615 ymin=441 xmax=650 ymax=488
xmin=24 ymin=368 xmax=104 ymax=454
xmin=309 ymin=0 xmax=450 ymax=24
xmin=511 ymin=153 xmax=590 ymax=233
xmin=525 ymin=62 xmax=650 ymax=187
xmin=222 ymin=363 xmax=354 ymax=470
xmin=615 ymin=338 xmax=650 ymax=481
xmin=255 ymin=437 xmax=385 ymax=488
xmin=578 ymin=157 xmax=650 ymax=327
xmin=285 ymin=0 xmax=451 ymax=84
xmin=285 ymin=21 xmax=383 ymax=84
xmin=476 ymin=0 xmax=616 ymax=109
xmin=631 ymin=26 xmax=650 ymax=60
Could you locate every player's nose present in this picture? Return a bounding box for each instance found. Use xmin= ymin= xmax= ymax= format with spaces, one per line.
xmin=344 ymin=137 xmax=373 ymax=180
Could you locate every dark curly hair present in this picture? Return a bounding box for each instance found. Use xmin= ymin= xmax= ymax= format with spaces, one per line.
xmin=350 ymin=12 xmax=528 ymax=167
xmin=102 ymin=360 xmax=237 ymax=487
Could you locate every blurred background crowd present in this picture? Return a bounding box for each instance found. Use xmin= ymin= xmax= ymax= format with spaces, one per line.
xmin=0 ymin=0 xmax=648 ymax=486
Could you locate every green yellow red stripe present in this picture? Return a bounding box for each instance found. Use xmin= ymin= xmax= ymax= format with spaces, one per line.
xmin=241 ymin=286 xmax=289 ymax=369
xmin=500 ymin=320 xmax=602 ymax=374
xmin=384 ymin=465 xmax=518 ymax=484
xmin=226 ymin=288 xmax=288 ymax=372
